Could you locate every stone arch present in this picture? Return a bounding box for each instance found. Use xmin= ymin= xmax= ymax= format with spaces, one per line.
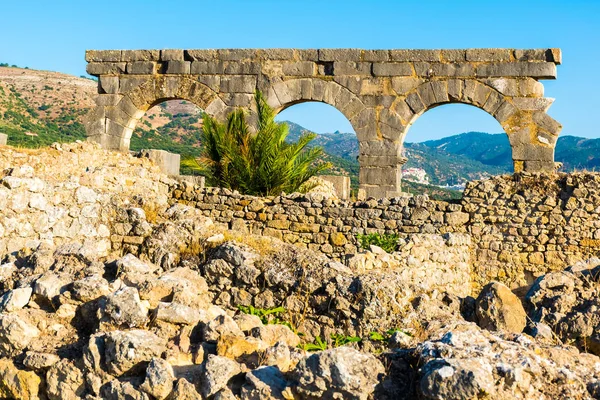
xmin=87 ymin=76 xmax=224 ymax=151
xmin=265 ymin=79 xmax=367 ymax=136
xmin=264 ymin=78 xmax=404 ymax=197
xmin=394 ymin=79 xmax=561 ymax=172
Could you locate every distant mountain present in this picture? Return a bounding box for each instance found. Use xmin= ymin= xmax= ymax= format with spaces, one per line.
xmin=417 ymin=132 xmax=600 ymax=173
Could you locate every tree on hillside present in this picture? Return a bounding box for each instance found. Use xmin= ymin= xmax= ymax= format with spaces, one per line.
xmin=195 ymin=90 xmax=331 ymax=196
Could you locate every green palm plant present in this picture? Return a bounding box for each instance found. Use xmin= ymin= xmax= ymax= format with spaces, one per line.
xmin=192 ymin=90 xmax=331 ymax=196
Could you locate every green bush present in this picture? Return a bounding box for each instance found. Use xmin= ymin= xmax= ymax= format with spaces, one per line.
xmin=356 ymin=232 xmax=400 ymax=253
xmin=197 ymin=90 xmax=331 ymax=196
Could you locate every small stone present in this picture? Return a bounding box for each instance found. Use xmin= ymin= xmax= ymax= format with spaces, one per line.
xmin=101 ymin=286 xmax=148 ymax=328
xmin=201 ymin=354 xmax=243 ymax=398
xmin=0 ymin=358 xmax=41 ymax=400
xmin=140 ymin=358 xmax=175 ymax=400
xmin=0 ymin=314 xmax=40 ymax=357
xmin=476 ymin=281 xmax=527 ymax=333
xmin=155 ymin=302 xmax=201 ymax=325
xmin=45 ymin=359 xmax=86 ymax=400
xmin=292 ymin=346 xmax=384 ymax=399
xmin=0 ymin=287 xmax=32 ymax=312
xmin=23 ymin=351 xmax=60 ymax=370
xmin=251 ymin=324 xmax=301 ymax=347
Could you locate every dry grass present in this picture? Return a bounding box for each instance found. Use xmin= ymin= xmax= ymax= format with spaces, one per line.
xmin=222 ymin=230 xmax=278 ymax=256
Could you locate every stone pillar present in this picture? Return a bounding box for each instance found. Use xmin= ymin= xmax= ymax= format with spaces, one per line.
xmin=0 ymin=133 xmax=7 ymax=146
xmin=317 ymin=175 xmax=351 ymax=199
xmin=138 ymin=149 xmax=180 ymax=176
xmin=358 ymin=140 xmax=403 ymax=198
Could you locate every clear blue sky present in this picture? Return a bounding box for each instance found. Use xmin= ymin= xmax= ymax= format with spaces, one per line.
xmin=2 ymin=0 xmax=599 ymax=140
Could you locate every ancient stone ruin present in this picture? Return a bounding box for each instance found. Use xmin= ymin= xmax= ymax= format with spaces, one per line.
xmin=84 ymin=48 xmax=562 ymax=198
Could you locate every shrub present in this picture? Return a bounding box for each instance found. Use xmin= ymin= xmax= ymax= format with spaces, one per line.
xmin=356 ymin=232 xmax=400 ymax=253
xmin=197 ymin=90 xmax=331 ymax=196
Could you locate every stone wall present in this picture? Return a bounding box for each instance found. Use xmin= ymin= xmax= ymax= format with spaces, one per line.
xmin=0 ymin=142 xmax=174 ymax=256
xmin=3 ymin=142 xmax=600 ymax=293
xmin=85 ymin=48 xmax=563 ymax=198
xmin=171 ymin=173 xmax=600 ymax=291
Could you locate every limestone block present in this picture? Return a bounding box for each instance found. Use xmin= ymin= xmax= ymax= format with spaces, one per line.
xmin=317 ymin=175 xmax=351 ymax=199
xmin=295 ymin=49 xmax=319 ymax=60
xmin=447 ymin=79 xmax=464 ymax=101
xmin=118 ymin=76 xmax=148 ymax=93
xmin=217 ymin=49 xmax=257 ymax=61
xmin=466 ymin=48 xmax=512 ymax=62
xmin=405 ymin=92 xmax=425 ymax=114
xmin=441 ymin=49 xmax=466 ymax=62
xmin=417 ymin=82 xmax=437 ymax=107
xmin=139 ymin=149 xmax=181 ymax=176
xmin=85 ymin=50 xmax=121 ymax=62
xmin=165 ymin=61 xmax=191 ymax=74
xmin=127 ymin=61 xmax=156 ymax=74
xmin=223 ymin=61 xmax=260 ymax=75
xmin=372 ymin=62 xmax=412 ymax=77
xmin=361 ymin=50 xmax=390 ymax=61
xmin=333 ymin=61 xmax=371 ymax=76
xmin=282 ymin=61 xmax=315 ymax=76
xmin=518 ymin=78 xmax=544 ymax=97
xmin=318 ymin=49 xmax=361 ymax=61
xmin=333 ymin=76 xmax=361 ymax=94
xmin=360 ymin=166 xmax=400 ymax=187
xmin=532 ymin=112 xmax=561 ymax=135
xmin=493 ymin=101 xmax=518 ymax=124
xmin=121 ymin=50 xmax=160 ymax=61
xmin=99 ymin=76 xmax=119 ymax=94
xmin=476 ymin=62 xmax=557 ymax=79
xmin=185 ymin=49 xmax=218 ymax=61
xmin=220 ymin=75 xmax=257 ymax=93
xmin=512 ymin=97 xmax=554 ymax=112
xmin=86 ymin=62 xmax=126 ymax=75
xmin=522 ymin=160 xmax=555 ymax=171
xmin=484 ymin=78 xmax=518 ymax=96
xmin=390 ymin=49 xmax=440 ymax=62
xmin=358 ymin=155 xmax=403 ymax=167
xmin=391 ymin=77 xmax=423 ymax=95
xmin=221 ymin=93 xmax=253 ymax=107
xmin=424 ymin=63 xmax=475 ymax=77
xmin=482 ymin=91 xmax=504 ymax=115
xmin=393 ymin=99 xmax=414 ymax=124
xmin=176 ymin=175 xmax=205 ymax=188
xmin=160 ymin=49 xmax=184 ymax=61
xmin=0 ymin=133 xmax=7 ymax=146
xmin=258 ymin=48 xmax=295 ymax=59
xmin=197 ymin=75 xmax=221 ymax=91
xmin=430 ymin=80 xmax=449 ymax=103
xmin=514 ymin=49 xmax=557 ymax=63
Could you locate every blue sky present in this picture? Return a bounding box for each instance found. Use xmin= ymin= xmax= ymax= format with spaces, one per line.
xmin=2 ymin=0 xmax=599 ymax=140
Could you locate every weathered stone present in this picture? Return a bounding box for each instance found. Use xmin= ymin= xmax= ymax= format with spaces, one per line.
xmin=140 ymin=358 xmax=175 ymax=400
xmin=476 ymin=281 xmax=527 ymax=333
xmin=0 ymin=314 xmax=40 ymax=357
xmin=101 ymin=286 xmax=148 ymax=328
xmin=0 ymin=287 xmax=32 ymax=312
xmin=46 ymin=359 xmax=86 ymax=400
xmin=201 ymin=354 xmax=243 ymax=398
xmin=22 ymin=351 xmax=60 ymax=370
xmin=103 ymin=330 xmax=167 ymax=376
xmin=0 ymin=358 xmax=41 ymax=400
xmin=292 ymin=347 xmax=385 ymax=399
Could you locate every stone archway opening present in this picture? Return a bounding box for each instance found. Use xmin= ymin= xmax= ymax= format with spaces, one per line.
xmin=402 ymin=103 xmax=513 ymax=198
xmin=130 ymin=99 xmax=205 ymax=175
xmin=274 ymin=101 xmax=359 ymax=199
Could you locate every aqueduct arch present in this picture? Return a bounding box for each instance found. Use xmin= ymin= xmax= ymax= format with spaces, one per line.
xmin=85 ymin=48 xmax=562 ymax=198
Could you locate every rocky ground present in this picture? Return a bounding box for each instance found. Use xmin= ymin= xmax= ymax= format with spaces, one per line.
xmin=1 ymin=143 xmax=600 ymax=399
